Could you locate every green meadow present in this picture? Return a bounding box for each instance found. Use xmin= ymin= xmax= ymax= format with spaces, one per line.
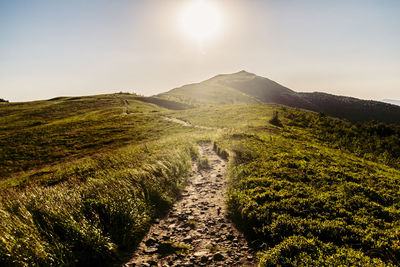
xmin=173 ymin=105 xmax=400 ymax=266
xmin=1 ymin=94 xmax=400 ymax=266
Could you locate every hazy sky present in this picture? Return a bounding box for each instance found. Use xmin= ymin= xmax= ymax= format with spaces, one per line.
xmin=1 ymin=0 xmax=400 ymax=102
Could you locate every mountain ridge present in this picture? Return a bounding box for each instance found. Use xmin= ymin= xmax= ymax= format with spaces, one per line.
xmin=157 ymin=71 xmax=400 ymax=124
xmin=382 ymin=99 xmax=400 ymax=106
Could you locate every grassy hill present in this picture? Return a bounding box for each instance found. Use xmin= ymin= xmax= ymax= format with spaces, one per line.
xmin=167 ymin=104 xmax=400 ymax=266
xmin=0 ymin=93 xmax=195 ymax=186
xmin=0 ymin=93 xmax=207 ymax=265
xmin=2 ymin=92 xmax=400 ymax=265
xmin=159 ymin=71 xmax=400 ymax=124
xmin=157 ymin=72 xmax=261 ymax=106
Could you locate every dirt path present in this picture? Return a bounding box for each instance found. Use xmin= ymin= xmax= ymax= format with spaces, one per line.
xmin=163 ymin=116 xmax=214 ymax=130
xmin=163 ymin=117 xmax=193 ymax=127
xmin=123 ymin=143 xmax=256 ymax=266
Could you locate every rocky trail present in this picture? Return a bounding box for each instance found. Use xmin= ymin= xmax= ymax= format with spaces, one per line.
xmin=163 ymin=116 xmax=214 ymax=130
xmin=124 ymin=143 xmax=256 ymax=266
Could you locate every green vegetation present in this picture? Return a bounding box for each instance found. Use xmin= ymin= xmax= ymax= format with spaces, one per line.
xmin=0 ymin=140 xmax=194 ymax=266
xmin=269 ymin=111 xmax=283 ymax=127
xmin=0 ymin=94 xmax=204 ymax=265
xmin=159 ymin=70 xmax=400 ymax=124
xmin=208 ymin=107 xmax=400 ymax=266
xmin=284 ymin=109 xmax=400 ymax=169
xmin=167 ymin=102 xmax=400 ymax=265
xmin=2 ymin=90 xmax=400 ymax=265
xmin=0 ymin=94 xmax=194 ymax=185
xmin=198 ymin=156 xmax=211 ymax=170
xmin=157 ymin=71 xmax=261 ymax=106
xmin=0 ymin=98 xmax=8 ymax=103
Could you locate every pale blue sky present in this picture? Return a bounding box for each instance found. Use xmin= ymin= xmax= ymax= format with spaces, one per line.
xmin=1 ymin=0 xmax=399 ymax=101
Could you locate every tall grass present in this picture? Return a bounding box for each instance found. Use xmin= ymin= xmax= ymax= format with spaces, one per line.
xmin=0 ymin=138 xmax=195 ymax=266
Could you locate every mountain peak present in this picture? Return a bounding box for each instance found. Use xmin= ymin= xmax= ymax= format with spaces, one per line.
xmin=157 ymin=72 xmax=400 ymax=124
xmin=234 ymin=70 xmax=256 ymax=76
xmin=237 ymin=70 xmax=252 ymax=74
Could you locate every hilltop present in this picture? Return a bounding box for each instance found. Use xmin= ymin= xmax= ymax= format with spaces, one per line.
xmin=158 ymin=71 xmax=400 ymax=124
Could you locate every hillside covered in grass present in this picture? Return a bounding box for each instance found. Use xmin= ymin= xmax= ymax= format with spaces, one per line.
xmin=0 ymin=94 xmax=194 ymax=187
xmin=159 ymin=71 xmax=400 ymax=124
xmin=169 ymin=105 xmax=400 ymax=265
xmin=2 ymin=92 xmax=400 ymax=266
xmin=0 ymin=94 xmax=207 ymax=265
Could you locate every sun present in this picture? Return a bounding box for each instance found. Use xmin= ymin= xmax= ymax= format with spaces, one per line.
xmin=180 ymin=0 xmax=222 ymax=43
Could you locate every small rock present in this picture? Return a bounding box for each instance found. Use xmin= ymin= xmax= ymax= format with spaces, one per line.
xmin=145 ymin=238 xmax=157 ymax=247
xmin=213 ymin=252 xmax=225 ymax=261
xmin=194 ymin=251 xmax=208 ymax=257
xmin=143 ymin=247 xmax=157 ymax=254
xmin=147 ymin=260 xmax=157 ymax=266
xmin=200 ymin=256 xmax=208 ymax=263
xmin=183 ymin=236 xmax=193 ymax=243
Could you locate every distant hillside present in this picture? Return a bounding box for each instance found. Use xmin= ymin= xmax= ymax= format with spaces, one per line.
xmin=383 ymin=99 xmax=400 ymax=106
xmin=158 ymin=71 xmax=400 ymax=124
xmin=134 ymin=96 xmax=194 ymax=110
xmin=157 ymin=71 xmax=261 ymax=106
xmin=0 ymin=93 xmax=192 ymax=181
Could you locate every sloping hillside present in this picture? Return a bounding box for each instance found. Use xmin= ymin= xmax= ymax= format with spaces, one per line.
xmin=0 ymin=93 xmax=192 ymax=185
xmin=158 ymin=71 xmax=400 ymax=124
xmin=157 ymin=72 xmax=261 ymax=106
xmin=299 ymin=92 xmax=400 ymax=123
xmin=167 ymin=104 xmax=400 ymax=266
xmin=0 ymin=93 xmax=203 ymax=265
xmin=2 ymin=94 xmax=400 ymax=265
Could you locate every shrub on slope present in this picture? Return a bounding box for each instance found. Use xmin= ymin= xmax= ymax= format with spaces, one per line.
xmin=219 ymin=131 xmax=400 ymax=266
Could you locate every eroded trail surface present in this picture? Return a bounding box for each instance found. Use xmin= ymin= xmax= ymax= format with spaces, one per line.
xmin=124 ymin=144 xmax=256 ymax=266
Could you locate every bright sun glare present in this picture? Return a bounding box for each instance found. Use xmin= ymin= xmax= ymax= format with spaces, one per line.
xmin=180 ymin=0 xmax=222 ymax=43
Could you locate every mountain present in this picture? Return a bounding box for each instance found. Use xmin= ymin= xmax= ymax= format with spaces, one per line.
xmin=157 ymin=71 xmax=261 ymax=106
xmin=382 ymin=99 xmax=400 ymax=106
xmin=158 ymin=71 xmax=400 ymax=124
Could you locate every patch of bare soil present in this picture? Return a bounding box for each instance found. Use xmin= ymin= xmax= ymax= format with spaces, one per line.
xmin=123 ymin=143 xmax=256 ymax=266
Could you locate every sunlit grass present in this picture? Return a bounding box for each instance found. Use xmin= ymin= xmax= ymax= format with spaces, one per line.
xmin=2 ymin=95 xmax=400 ymax=265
